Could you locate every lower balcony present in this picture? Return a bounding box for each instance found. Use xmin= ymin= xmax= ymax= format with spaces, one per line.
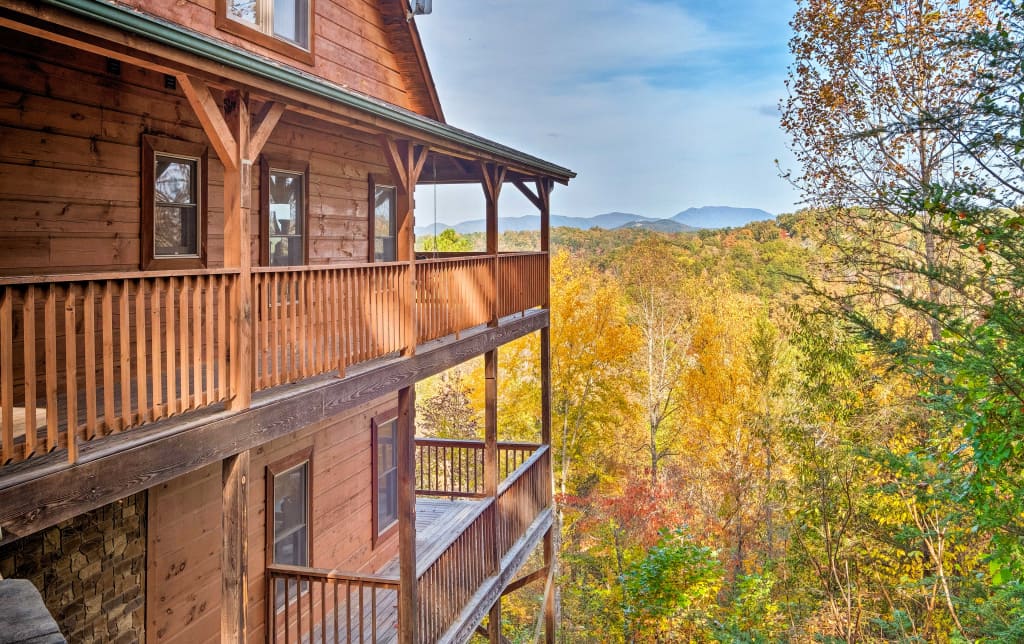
xmin=266 ymin=439 xmax=553 ymax=643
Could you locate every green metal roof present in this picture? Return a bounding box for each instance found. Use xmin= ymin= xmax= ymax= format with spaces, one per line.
xmin=41 ymin=0 xmax=576 ymax=182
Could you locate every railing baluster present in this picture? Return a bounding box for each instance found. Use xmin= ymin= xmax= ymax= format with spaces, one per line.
xmin=0 ymin=287 xmax=13 ymax=464
xmin=83 ymin=282 xmax=97 ymax=440
xmin=178 ymin=277 xmax=190 ymax=413
xmin=133 ymin=280 xmax=147 ymax=425
xmin=23 ymin=286 xmax=37 ymax=457
xmin=101 ymin=282 xmax=115 ymax=435
xmin=44 ymin=285 xmax=57 ymax=453
xmin=64 ymin=285 xmax=78 ymax=463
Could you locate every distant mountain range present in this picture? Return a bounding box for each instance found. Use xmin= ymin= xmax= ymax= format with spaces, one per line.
xmin=414 ymin=206 xmax=774 ymax=237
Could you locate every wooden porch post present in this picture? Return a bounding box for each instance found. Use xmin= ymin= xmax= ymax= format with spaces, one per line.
xmin=488 ymin=598 xmax=502 ymax=643
xmin=544 ymin=527 xmax=556 ymax=643
xmin=177 ymin=77 xmax=285 ymax=643
xmin=481 ymin=163 xmax=506 ymax=326
xmin=397 ymin=385 xmax=417 ymax=644
xmin=484 ymin=349 xmax=498 ymax=498
xmin=382 ymin=138 xmax=429 ymax=355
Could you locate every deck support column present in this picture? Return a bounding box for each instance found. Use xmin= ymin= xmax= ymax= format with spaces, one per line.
xmin=381 ymin=138 xmax=429 ymax=356
xmin=397 ymin=385 xmax=418 ymax=644
xmin=177 ymin=77 xmax=285 ymax=643
xmin=488 ymin=598 xmax=502 ymax=643
xmin=481 ymin=163 xmax=506 ymax=326
xmin=543 ymin=526 xmax=556 ymax=643
xmin=221 ymin=451 xmax=249 ymax=643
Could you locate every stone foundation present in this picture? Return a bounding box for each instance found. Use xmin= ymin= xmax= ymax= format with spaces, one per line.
xmin=0 ymin=493 xmax=147 ymax=643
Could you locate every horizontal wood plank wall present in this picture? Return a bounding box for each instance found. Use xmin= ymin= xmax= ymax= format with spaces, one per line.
xmin=0 ymin=33 xmax=226 ymax=274
xmin=111 ymin=0 xmax=423 ymax=114
xmin=147 ymin=462 xmax=223 ymax=644
xmin=256 ymin=111 xmax=389 ymax=267
xmin=245 ymin=394 xmax=399 ymax=643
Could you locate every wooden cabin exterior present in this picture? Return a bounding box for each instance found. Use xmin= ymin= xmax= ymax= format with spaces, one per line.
xmin=0 ymin=1 xmax=572 ymax=641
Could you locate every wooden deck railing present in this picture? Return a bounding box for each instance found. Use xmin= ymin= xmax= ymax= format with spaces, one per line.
xmin=497 ymin=252 xmax=546 ymax=318
xmin=415 ymin=256 xmax=492 ymax=344
xmin=414 ymin=444 xmax=550 ymax=642
xmin=253 ymin=263 xmax=409 ymax=389
xmin=0 ymin=254 xmax=546 ymax=469
xmin=266 ymin=563 xmax=400 ymax=644
xmin=414 ymin=438 xmax=538 ymax=497
xmin=496 ymin=445 xmax=551 ymax=559
xmin=0 ymin=269 xmax=236 ymax=465
xmin=416 ymin=502 xmax=497 ymax=642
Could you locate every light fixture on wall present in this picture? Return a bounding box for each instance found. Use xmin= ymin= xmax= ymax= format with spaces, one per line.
xmin=410 ymin=0 xmax=431 ymax=16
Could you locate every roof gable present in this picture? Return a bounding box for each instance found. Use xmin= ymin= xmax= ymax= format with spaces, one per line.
xmin=378 ymin=0 xmax=444 ymax=122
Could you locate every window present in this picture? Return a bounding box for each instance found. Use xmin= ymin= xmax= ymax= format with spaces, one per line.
xmin=217 ymin=0 xmax=314 ymax=64
xmin=372 ymin=413 xmax=399 ymax=543
xmin=267 ymin=450 xmax=312 ymax=606
xmin=369 ymin=177 xmax=397 ymax=262
xmin=141 ymin=136 xmax=208 ymax=270
xmin=260 ymin=159 xmax=307 ymax=266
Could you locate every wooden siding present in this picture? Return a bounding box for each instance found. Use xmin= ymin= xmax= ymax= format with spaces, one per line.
xmin=245 ymin=395 xmax=400 ymax=643
xmin=110 ymin=0 xmax=429 ymax=116
xmin=146 ymin=393 xmax=398 ymax=644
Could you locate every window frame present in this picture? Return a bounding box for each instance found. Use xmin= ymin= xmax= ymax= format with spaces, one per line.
xmin=215 ymin=0 xmax=315 ymax=65
xmin=141 ymin=135 xmax=209 ymax=270
xmin=367 ymin=174 xmax=398 ymax=263
xmin=260 ymin=157 xmax=310 ymax=267
xmin=371 ymin=410 xmax=400 ymax=546
xmin=265 ymin=447 xmax=314 ymax=569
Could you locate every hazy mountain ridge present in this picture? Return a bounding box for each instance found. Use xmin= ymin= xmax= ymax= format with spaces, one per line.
xmin=414 ymin=206 xmax=773 ymax=237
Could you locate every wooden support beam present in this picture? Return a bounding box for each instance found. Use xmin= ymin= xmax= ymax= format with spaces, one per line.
xmin=222 ymin=451 xmax=249 ymax=643
xmin=488 ymin=598 xmax=501 ymax=644
xmin=541 ymin=326 xmax=552 ymax=446
xmin=397 ymin=385 xmax=417 ymax=644
xmin=178 ymin=75 xmax=238 ymax=171
xmin=543 ymin=526 xmax=556 ymax=643
xmin=502 ymin=567 xmax=548 ymax=595
xmin=481 ymin=163 xmax=506 ymax=256
xmin=512 ymin=179 xmax=544 ymax=211
xmin=248 ymin=101 xmax=286 ymax=159
xmin=484 ymin=350 xmax=498 ymax=498
xmin=381 ymin=138 xmax=429 ymax=356
xmin=178 ymin=81 xmax=279 ymax=413
xmin=222 ymin=92 xmax=253 ymax=412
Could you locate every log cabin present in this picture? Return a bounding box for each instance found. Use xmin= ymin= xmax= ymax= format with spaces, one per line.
xmin=0 ymin=0 xmax=573 ymax=641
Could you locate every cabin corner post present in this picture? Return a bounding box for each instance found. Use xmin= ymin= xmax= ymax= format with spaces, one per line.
xmin=222 ymin=450 xmax=250 ymax=643
xmin=397 ymin=385 xmax=418 ymax=644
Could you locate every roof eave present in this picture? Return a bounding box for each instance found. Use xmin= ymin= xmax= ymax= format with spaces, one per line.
xmin=39 ymin=0 xmax=575 ymax=182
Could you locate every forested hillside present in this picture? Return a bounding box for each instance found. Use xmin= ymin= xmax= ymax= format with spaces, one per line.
xmin=415 ymin=0 xmax=1024 ymax=640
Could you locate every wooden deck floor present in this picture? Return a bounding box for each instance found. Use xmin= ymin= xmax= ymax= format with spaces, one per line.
xmin=300 ymin=497 xmax=485 ymax=644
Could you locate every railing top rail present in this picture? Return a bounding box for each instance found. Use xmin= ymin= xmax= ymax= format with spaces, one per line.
xmin=267 ymin=563 xmax=400 ymax=587
xmin=414 ymin=437 xmax=542 ymax=450
xmin=497 ymin=445 xmax=549 ymax=496
xmin=414 ymin=255 xmax=493 ymax=267
xmin=0 ymin=268 xmax=242 ymax=286
xmin=415 ymin=498 xmax=495 ymax=578
xmin=253 ymin=261 xmax=409 ymax=274
xmin=495 ymin=251 xmax=548 ymax=258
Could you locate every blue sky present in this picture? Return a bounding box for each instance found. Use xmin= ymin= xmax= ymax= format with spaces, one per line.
xmin=413 ymin=0 xmax=801 ymax=224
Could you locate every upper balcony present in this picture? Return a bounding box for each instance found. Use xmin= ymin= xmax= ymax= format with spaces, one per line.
xmin=0 ymin=252 xmax=547 ymax=470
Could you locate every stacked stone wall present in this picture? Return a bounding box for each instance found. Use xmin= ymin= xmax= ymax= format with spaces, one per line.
xmin=0 ymin=493 xmax=147 ymax=643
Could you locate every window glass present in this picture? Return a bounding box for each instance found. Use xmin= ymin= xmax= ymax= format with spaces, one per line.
xmin=227 ymin=0 xmax=309 ymax=48
xmin=154 ymin=155 xmax=199 ymax=257
xmin=376 ymin=418 xmax=398 ymax=531
xmin=374 ymin=185 xmax=397 ymax=262
xmin=268 ymin=169 xmax=304 ymax=266
xmin=273 ymin=461 xmax=309 ymax=566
